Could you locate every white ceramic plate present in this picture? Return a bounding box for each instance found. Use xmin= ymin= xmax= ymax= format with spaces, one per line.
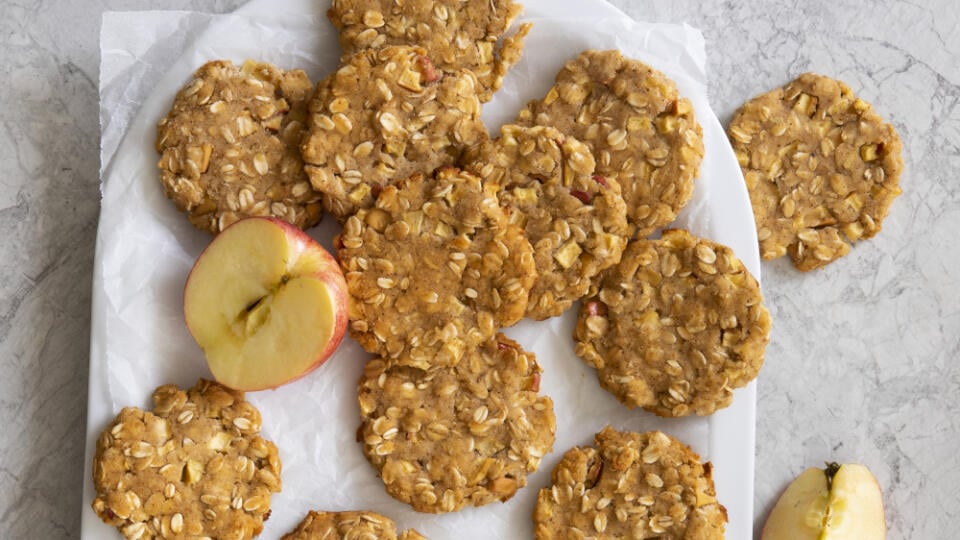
xmin=85 ymin=2 xmax=758 ymax=538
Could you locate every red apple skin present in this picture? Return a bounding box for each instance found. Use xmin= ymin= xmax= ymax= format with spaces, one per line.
xmin=183 ymin=216 xmax=349 ymax=391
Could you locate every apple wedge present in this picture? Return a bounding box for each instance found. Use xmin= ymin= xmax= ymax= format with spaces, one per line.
xmin=761 ymin=462 xmax=886 ymax=540
xmin=184 ymin=217 xmax=348 ymax=391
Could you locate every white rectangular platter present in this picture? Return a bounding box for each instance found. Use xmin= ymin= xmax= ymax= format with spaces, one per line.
xmin=84 ymin=3 xmax=760 ymax=538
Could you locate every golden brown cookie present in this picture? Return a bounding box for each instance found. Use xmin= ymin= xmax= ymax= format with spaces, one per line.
xmin=358 ymin=334 xmax=555 ymax=513
xmin=91 ymin=379 xmax=282 ymax=540
xmin=516 ymin=50 xmax=704 ymax=237
xmin=281 ymin=510 xmax=426 ymax=540
xmin=302 ymin=46 xmax=488 ymax=220
xmin=156 ymin=60 xmax=321 ymax=233
xmin=533 ymin=427 xmax=726 ymax=539
xmin=462 ymin=124 xmax=630 ymax=320
xmin=728 ymin=72 xmax=904 ymax=271
xmin=574 ymin=229 xmax=771 ymax=417
xmin=327 ymin=0 xmax=531 ymax=102
xmin=337 ymin=167 xmax=536 ymax=369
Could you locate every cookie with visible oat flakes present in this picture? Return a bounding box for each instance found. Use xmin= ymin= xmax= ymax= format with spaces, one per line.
xmin=327 ymin=0 xmax=532 ymax=102
xmin=302 ymin=46 xmax=488 ymax=220
xmin=156 ymin=59 xmax=321 ymax=234
xmin=91 ymin=379 xmax=281 ymax=540
xmin=358 ymin=334 xmax=555 ymax=513
xmin=516 ymin=49 xmax=704 ymax=237
xmin=574 ymin=229 xmax=771 ymax=417
xmin=281 ymin=510 xmax=426 ymax=540
xmin=337 ymin=167 xmax=536 ymax=369
xmin=727 ymin=72 xmax=903 ymax=271
xmin=533 ymin=427 xmax=726 ymax=539
xmin=462 ymin=124 xmax=630 ymax=320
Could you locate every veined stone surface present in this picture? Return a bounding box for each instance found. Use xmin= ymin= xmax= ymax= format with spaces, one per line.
xmin=0 ymin=1 xmax=956 ymax=538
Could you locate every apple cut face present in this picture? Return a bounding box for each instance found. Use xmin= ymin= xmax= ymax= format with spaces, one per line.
xmin=761 ymin=463 xmax=886 ymax=540
xmin=825 ymin=464 xmax=886 ymax=538
xmin=761 ymin=467 xmax=829 ymax=540
xmin=184 ymin=217 xmax=347 ymax=391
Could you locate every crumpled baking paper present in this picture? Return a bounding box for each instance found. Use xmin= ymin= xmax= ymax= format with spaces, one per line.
xmin=86 ymin=6 xmax=758 ymax=539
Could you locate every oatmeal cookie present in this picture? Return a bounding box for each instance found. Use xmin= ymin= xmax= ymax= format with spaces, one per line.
xmin=156 ymin=60 xmax=321 ymax=233
xmin=281 ymin=510 xmax=425 ymax=540
xmin=727 ymin=72 xmax=903 ymax=271
xmin=358 ymin=334 xmax=555 ymax=513
xmin=302 ymin=46 xmax=488 ymax=220
xmin=337 ymin=167 xmax=536 ymax=369
xmin=533 ymin=427 xmax=726 ymax=539
xmin=462 ymin=124 xmax=630 ymax=320
xmin=327 ymin=0 xmax=531 ymax=102
xmin=516 ymin=50 xmax=704 ymax=236
xmin=91 ymin=379 xmax=282 ymax=540
xmin=574 ymin=229 xmax=771 ymax=417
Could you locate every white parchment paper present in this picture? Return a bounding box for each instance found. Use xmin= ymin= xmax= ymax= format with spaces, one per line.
xmin=86 ymin=5 xmax=758 ymax=539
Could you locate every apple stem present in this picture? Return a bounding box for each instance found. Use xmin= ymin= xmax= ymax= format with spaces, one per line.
xmin=824 ymin=461 xmax=841 ymax=490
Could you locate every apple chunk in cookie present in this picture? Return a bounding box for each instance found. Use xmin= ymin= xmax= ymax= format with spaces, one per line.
xmin=184 ymin=216 xmax=348 ymax=390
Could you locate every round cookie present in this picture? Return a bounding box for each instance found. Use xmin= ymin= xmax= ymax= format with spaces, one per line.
xmin=156 ymin=60 xmax=321 ymax=233
xmin=302 ymin=46 xmax=488 ymax=220
xmin=91 ymin=379 xmax=282 ymax=540
xmin=326 ymin=0 xmax=532 ymax=102
xmin=516 ymin=49 xmax=704 ymax=237
xmin=281 ymin=510 xmax=426 ymax=540
xmin=462 ymin=124 xmax=630 ymax=320
xmin=574 ymin=229 xmax=771 ymax=417
xmin=358 ymin=334 xmax=555 ymax=513
xmin=533 ymin=427 xmax=726 ymax=539
xmin=727 ymin=72 xmax=903 ymax=271
xmin=337 ymin=167 xmax=536 ymax=369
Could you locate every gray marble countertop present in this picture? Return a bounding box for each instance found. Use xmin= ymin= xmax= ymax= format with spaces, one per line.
xmin=2 ymin=0 xmax=957 ymax=538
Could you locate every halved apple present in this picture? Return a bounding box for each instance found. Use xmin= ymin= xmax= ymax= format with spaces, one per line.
xmin=184 ymin=217 xmax=348 ymax=391
xmin=761 ymin=462 xmax=886 ymax=540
